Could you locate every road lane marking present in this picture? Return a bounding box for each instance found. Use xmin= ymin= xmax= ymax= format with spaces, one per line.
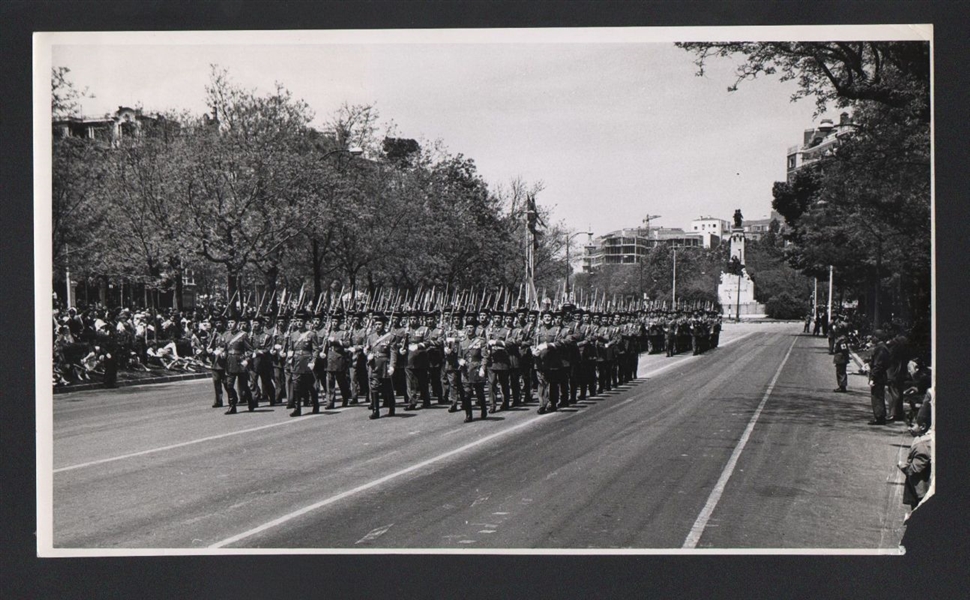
xmin=682 ymin=334 xmax=798 ymax=549
xmin=355 ymin=524 xmax=394 ymax=545
xmin=208 ymin=416 xmax=555 ymax=548
xmin=54 ymin=417 xmax=321 ymax=473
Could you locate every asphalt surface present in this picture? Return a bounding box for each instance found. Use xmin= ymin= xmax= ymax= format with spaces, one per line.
xmin=49 ymin=322 xmax=911 ymax=551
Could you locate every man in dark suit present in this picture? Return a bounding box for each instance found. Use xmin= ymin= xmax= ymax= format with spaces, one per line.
xmin=867 ymin=330 xmax=891 ymax=425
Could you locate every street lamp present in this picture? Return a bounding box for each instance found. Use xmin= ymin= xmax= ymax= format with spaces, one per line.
xmin=565 ymin=230 xmax=593 ymax=298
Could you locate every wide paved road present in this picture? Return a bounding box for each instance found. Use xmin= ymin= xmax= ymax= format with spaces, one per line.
xmin=48 ymin=322 xmax=911 ymax=551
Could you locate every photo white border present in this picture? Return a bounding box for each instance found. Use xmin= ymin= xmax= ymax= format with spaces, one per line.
xmin=34 ymin=24 xmax=934 ymax=557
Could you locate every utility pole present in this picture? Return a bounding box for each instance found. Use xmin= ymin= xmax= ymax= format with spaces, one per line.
xmin=672 ymin=249 xmax=677 ymax=307
xmin=827 ymin=265 xmax=834 ymax=324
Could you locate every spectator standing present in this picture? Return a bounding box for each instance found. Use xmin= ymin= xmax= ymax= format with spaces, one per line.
xmin=832 ymin=330 xmax=850 ymax=392
xmin=867 ymin=330 xmax=891 ymax=425
xmin=898 ymin=420 xmax=932 ymax=513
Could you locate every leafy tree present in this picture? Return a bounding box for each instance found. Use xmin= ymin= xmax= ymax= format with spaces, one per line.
xmin=176 ymin=67 xmax=321 ymax=299
xmin=677 ymin=41 xmax=930 ymax=122
xmin=680 ymin=41 xmax=930 ymax=336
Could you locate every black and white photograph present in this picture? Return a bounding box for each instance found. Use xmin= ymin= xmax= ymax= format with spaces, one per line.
xmin=34 ymin=25 xmax=935 ymax=557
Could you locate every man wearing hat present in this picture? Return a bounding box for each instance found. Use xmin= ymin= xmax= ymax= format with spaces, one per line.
xmin=425 ymin=311 xmax=447 ymax=404
xmin=349 ymin=312 xmax=371 ymax=405
xmin=556 ymin=304 xmax=581 ymax=406
xmin=284 ymin=312 xmax=321 ymax=416
xmin=503 ymin=311 xmax=524 ymax=407
xmin=512 ymin=308 xmax=534 ymax=405
xmin=458 ymin=316 xmax=489 ymax=422
xmin=324 ymin=311 xmax=354 ymax=409
xmin=577 ymin=309 xmax=598 ymax=400
xmin=249 ymin=316 xmax=277 ymax=405
xmin=533 ymin=309 xmax=563 ymax=414
xmin=364 ymin=313 xmax=397 ymax=419
xmin=224 ymin=315 xmax=256 ymax=414
xmin=390 ymin=312 xmax=410 ymax=406
xmin=444 ymin=310 xmax=466 ymax=410
xmin=206 ymin=317 xmax=230 ymax=408
xmin=867 ymin=330 xmax=891 ymax=425
xmin=400 ymin=310 xmax=435 ymax=410
xmin=484 ymin=310 xmax=513 ymax=412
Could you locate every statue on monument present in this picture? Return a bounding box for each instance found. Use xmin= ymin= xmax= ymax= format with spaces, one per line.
xmin=733 ymin=209 xmax=743 ymax=229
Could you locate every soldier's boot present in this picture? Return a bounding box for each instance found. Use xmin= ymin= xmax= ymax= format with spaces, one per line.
xmin=225 ymin=405 xmax=237 ymax=415
xmin=464 ymin=410 xmax=474 ymax=423
xmin=290 ymin=404 xmax=302 ymax=417
xmin=480 ymin=404 xmax=488 ymax=420
xmin=370 ymin=409 xmax=380 ymax=420
xmin=247 ymin=392 xmax=257 ymax=412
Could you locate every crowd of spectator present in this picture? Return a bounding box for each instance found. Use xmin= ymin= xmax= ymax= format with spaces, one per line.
xmin=52 ymin=303 xmax=220 ymax=388
xmin=816 ymin=308 xmax=934 ymax=519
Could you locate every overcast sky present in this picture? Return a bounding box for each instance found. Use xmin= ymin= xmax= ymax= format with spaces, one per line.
xmin=51 ymin=32 xmax=838 ymax=237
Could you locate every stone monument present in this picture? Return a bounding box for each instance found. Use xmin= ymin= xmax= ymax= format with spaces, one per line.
xmin=717 ymin=217 xmax=764 ymax=318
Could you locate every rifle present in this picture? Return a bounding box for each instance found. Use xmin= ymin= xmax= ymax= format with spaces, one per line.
xmin=276 ymin=289 xmax=287 ymax=319
xmin=254 ymin=290 xmax=267 ymax=317
xmin=222 ymin=290 xmax=238 ymax=317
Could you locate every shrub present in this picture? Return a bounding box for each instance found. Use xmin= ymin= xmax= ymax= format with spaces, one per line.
xmin=765 ymin=292 xmax=807 ymax=320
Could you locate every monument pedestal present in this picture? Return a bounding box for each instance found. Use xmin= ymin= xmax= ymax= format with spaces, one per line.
xmin=717 ymin=226 xmax=765 ymax=318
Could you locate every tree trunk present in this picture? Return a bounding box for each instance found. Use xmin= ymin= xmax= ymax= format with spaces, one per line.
xmin=174 ymin=268 xmax=184 ymax=312
xmin=311 ymin=238 xmax=322 ymax=299
xmin=873 ymin=240 xmax=882 ymax=329
xmin=227 ymin=267 xmax=238 ymax=304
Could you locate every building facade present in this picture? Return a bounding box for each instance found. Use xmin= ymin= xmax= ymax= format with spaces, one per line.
xmin=582 ymin=227 xmax=708 ymax=273
xmin=786 ymin=112 xmax=854 ymax=183
xmin=53 ymin=106 xmax=164 ymax=145
xmin=690 ymin=216 xmax=731 ymax=248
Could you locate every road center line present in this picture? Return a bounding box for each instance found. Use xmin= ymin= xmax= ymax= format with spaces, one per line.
xmin=682 ymin=334 xmax=798 ymax=549
xmin=54 ymin=418 xmax=318 ymax=473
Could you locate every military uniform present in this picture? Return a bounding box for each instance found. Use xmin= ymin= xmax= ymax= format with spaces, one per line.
xmin=284 ymin=316 xmax=320 ymax=416
xmin=443 ymin=316 xmax=467 ymax=413
xmin=249 ymin=319 xmax=277 ymax=405
xmin=533 ymin=313 xmax=562 ymax=413
xmin=425 ymin=313 xmax=446 ymax=404
xmin=324 ymin=316 xmax=354 ymax=409
xmin=485 ymin=315 xmax=513 ymax=412
xmin=364 ymin=317 xmax=397 ymax=419
xmin=577 ymin=313 xmax=598 ymax=399
xmin=400 ymin=314 xmax=435 ymax=410
xmin=224 ymin=321 xmax=255 ymax=414
xmin=458 ymin=323 xmax=489 ymax=421
xmin=350 ymin=315 xmax=371 ymax=403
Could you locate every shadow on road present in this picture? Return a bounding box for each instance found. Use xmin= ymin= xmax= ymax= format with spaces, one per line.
xmin=731 ymin=382 xmax=897 ymax=432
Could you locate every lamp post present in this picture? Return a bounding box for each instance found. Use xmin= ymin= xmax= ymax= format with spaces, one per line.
xmin=672 ymin=248 xmax=677 ymax=308
xmin=565 ymin=230 xmax=593 ymax=299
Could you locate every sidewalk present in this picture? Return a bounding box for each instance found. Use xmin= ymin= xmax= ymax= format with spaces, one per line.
xmin=53 ymin=370 xmax=210 ymax=394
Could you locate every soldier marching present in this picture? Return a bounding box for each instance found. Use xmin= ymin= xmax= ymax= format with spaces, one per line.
xmin=190 ymin=287 xmax=723 ymax=422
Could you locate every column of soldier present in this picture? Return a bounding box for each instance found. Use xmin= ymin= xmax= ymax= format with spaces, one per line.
xmin=205 ymin=287 xmax=723 ymax=423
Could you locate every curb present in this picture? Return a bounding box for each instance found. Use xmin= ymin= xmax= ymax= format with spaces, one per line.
xmin=54 ymin=372 xmax=210 ymax=394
